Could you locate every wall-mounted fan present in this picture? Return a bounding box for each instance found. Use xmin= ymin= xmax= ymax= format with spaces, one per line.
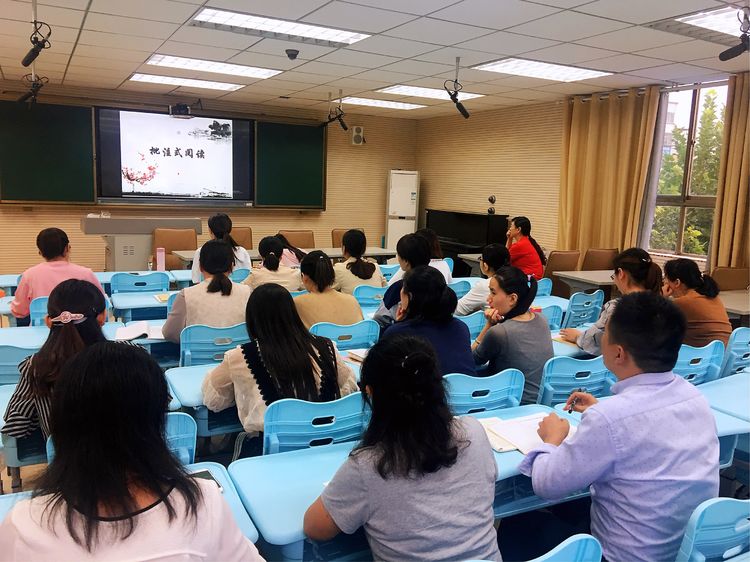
xmin=719 ymin=6 xmax=750 ymax=61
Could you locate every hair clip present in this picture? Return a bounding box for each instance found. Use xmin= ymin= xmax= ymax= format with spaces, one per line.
xmin=49 ymin=311 xmax=86 ymax=325
xmin=268 ymin=251 xmax=276 ymax=257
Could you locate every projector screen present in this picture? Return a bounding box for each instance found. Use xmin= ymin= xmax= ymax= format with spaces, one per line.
xmin=97 ymin=108 xmax=253 ymax=204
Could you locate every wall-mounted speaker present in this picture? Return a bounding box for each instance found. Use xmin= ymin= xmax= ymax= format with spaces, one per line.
xmin=351 ymin=126 xmax=365 ymax=146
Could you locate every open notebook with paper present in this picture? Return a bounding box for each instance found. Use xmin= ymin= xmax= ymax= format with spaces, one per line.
xmin=115 ymin=321 xmax=164 ymax=341
xmin=479 ymin=413 xmax=577 ymax=454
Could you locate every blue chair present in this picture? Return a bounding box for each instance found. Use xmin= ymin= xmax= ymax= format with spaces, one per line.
xmin=444 ymin=369 xmax=525 ymax=414
xmin=444 ymin=257 xmax=454 ymax=274
xmin=263 ymin=393 xmax=368 ymax=455
xmin=456 ymin=310 xmax=485 ymax=340
xmin=167 ymin=292 xmax=178 ymax=313
xmin=310 ymin=320 xmax=379 ymax=351
xmin=720 ymin=327 xmax=750 ymax=379
xmin=179 ymin=324 xmax=250 ymax=367
xmin=290 ymin=290 xmax=308 ymax=298
xmin=353 ymin=285 xmax=386 ymax=313
xmin=561 ymin=290 xmax=604 ymax=329
xmin=29 ymin=297 xmax=48 ymax=326
xmin=2 ymin=430 xmax=47 ymax=492
xmin=529 ymin=534 xmax=602 ymax=562
xmin=0 ymin=346 xmax=33 ymax=385
xmin=537 ymin=277 xmax=553 ymax=297
xmin=230 ymin=268 xmax=251 ymax=283
xmin=110 ymin=272 xmax=170 ymax=294
xmin=541 ymin=305 xmax=563 ymax=331
xmin=675 ymin=498 xmax=750 ymax=562
xmin=538 ymin=355 xmax=617 ymax=407
xmin=448 ymin=280 xmax=471 ymax=299
xmin=674 ymin=341 xmax=724 ymax=385
xmin=379 ymin=264 xmax=400 ymax=281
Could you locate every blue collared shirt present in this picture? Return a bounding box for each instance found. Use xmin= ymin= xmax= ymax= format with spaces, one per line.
xmin=520 ymin=371 xmax=719 ymax=562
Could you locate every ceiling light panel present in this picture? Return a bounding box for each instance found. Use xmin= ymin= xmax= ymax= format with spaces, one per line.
xmin=378 ymin=85 xmax=484 ymax=100
xmin=192 ymin=8 xmax=370 ymax=48
xmin=676 ymin=6 xmax=743 ymax=36
xmin=130 ymin=73 xmax=244 ymax=91
xmin=472 ymin=58 xmax=611 ymax=82
xmin=147 ymin=54 xmax=281 ymax=79
xmin=340 ymin=96 xmax=426 ymax=110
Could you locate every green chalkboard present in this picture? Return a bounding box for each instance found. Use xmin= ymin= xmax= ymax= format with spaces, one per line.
xmin=0 ymin=101 xmax=94 ymax=203
xmin=254 ymin=121 xmax=325 ymax=208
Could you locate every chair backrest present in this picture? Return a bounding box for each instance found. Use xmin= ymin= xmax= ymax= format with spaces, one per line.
xmin=179 ymin=323 xmax=250 ymax=367
xmin=537 ymin=277 xmax=552 ymax=296
xmin=310 ymin=320 xmax=379 ymax=351
xmin=167 ymin=292 xmax=178 ymax=313
xmin=29 ymin=296 xmax=49 ymax=326
xmin=110 ymin=272 xmax=170 ymax=294
xmin=353 ymin=285 xmax=386 ymax=309
xmin=444 ymin=257 xmax=454 ymax=274
xmin=675 ymin=498 xmax=750 ymax=562
xmin=674 ymin=341 xmax=725 ymax=385
xmin=278 ymin=229 xmax=315 ymax=248
xmin=456 ymin=310 xmax=485 ymax=340
xmin=331 ymin=228 xmax=348 ymax=248
xmin=444 ymin=369 xmax=525 ymax=414
xmin=0 ymin=346 xmax=33 ymax=385
xmin=379 ymin=264 xmax=400 ymax=282
xmin=543 ymin=250 xmax=581 ymax=297
xmin=538 ymin=355 xmax=617 ymax=406
xmin=230 ymin=268 xmax=251 ymax=283
xmin=581 ymin=248 xmax=618 ymax=271
xmin=711 ymin=267 xmax=750 ymax=291
xmin=541 ymin=305 xmax=563 ymax=331
xmin=263 ymin=393 xmax=367 ymax=454
xmin=290 ymin=290 xmax=308 ymax=298
xmin=720 ymin=327 xmax=750 ymax=378
xmin=529 ymin=534 xmax=603 ymax=562
xmin=448 ymin=280 xmax=471 ymax=299
xmin=562 ymin=290 xmax=604 ymax=329
xmin=231 ymin=227 xmax=253 ymax=250
xmin=153 ymin=228 xmax=198 ymax=271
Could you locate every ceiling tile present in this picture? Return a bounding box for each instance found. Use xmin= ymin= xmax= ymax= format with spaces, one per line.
xmin=215 ymin=89 xmax=275 ymax=103
xmin=76 ymin=30 xmax=163 ymax=52
xmin=65 ymin=77 xmax=125 ymax=88
xmin=69 ymin=55 xmax=141 ymax=71
xmin=384 ymin=17 xmax=494 ymax=45
xmin=0 ymin=18 xmax=79 ymax=42
xmin=38 ymin=0 xmax=91 ymax=9
xmin=344 ymin=0 xmax=457 ymax=16
xmin=316 ymin=49 xmax=400 ymax=68
xmin=457 ymin=31 xmax=559 ymax=56
xmin=379 ymin=59 xmax=454 ymax=77
xmin=272 ymin=70 xmax=338 ymax=83
xmin=323 ymin=76 xmax=393 ymax=92
xmin=502 ymin=88 xmax=566 ymax=101
xmin=441 ymin=80 xmax=517 ymax=94
xmin=5 ymin=2 xmax=85 ymax=28
xmin=204 ymin=0 xmax=330 ymax=20
xmin=118 ymin=80 xmax=178 ymax=93
xmin=522 ymin=43 xmax=620 ymax=64
xmin=73 ymin=45 xmax=150 ymax=62
xmin=156 ymin=40 xmax=241 ymax=62
xmin=530 ymin=0 xmax=597 ymax=7
xmin=431 ymin=0 xmax=561 ymax=30
xmin=631 ymin=62 xmax=728 ymax=82
xmin=293 ymin=60 xmax=367 ymax=77
xmin=488 ymin=74 xmax=560 ymax=88
xmin=507 ymin=11 xmax=630 ymax=41
xmin=691 ymin=55 xmax=750 ymax=73
xmin=88 ymin=0 xmax=199 ymax=24
xmin=302 ymin=1 xmax=416 ymax=34
xmin=584 ymin=53 xmax=669 ymax=72
xmin=581 ymin=73 xmax=661 ymax=87
xmin=84 ymin=13 xmax=180 ymax=39
xmin=576 ymin=26 xmax=692 ymax=52
xmin=171 ymin=86 xmax=230 ymax=98
xmin=635 ymin=39 xmax=728 ymax=62
xmin=242 ymin=38 xmax=337 ymax=60
xmin=349 ymin=35 xmax=439 ymax=58
xmin=574 ymin=0 xmax=723 ymax=25
xmin=415 ymin=46 xmax=499 ymax=67
xmin=535 ymin=81 xmax=609 ymax=94
xmin=350 ymin=69 xmax=423 ymax=84
xmin=228 ymin=51 xmax=303 ymax=70
xmin=170 ymin=25 xmax=262 ymax=50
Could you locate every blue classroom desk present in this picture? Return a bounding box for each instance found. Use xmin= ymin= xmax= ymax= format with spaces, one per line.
xmin=0 ymin=323 xmax=124 ymax=349
xmin=110 ymin=291 xmax=178 ymax=322
xmin=0 ymin=274 xmax=20 ymax=296
xmin=533 ymin=295 xmax=569 ymax=312
xmin=697 ymin=373 xmax=750 ymax=423
xmin=227 ymin=404 xmax=579 ymax=559
xmin=0 ymin=296 xmax=16 ymax=326
xmin=170 ymin=270 xmax=193 ymax=289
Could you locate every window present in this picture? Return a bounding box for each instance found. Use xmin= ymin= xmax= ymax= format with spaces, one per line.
xmin=647 ymin=85 xmax=727 ymax=257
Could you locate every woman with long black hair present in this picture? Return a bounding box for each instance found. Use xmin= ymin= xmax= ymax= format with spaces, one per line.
xmin=245 ymin=236 xmax=303 ymax=292
xmin=506 ymin=216 xmax=546 ymax=280
xmin=304 ymin=335 xmax=500 ymax=561
xmin=191 ymin=213 xmax=251 ymax=284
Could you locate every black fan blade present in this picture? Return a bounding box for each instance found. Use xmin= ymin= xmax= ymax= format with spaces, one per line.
xmin=719 ymin=35 xmax=749 ymax=61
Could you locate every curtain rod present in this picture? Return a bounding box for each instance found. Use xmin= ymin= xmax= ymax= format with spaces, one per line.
xmin=572 ymin=78 xmax=731 ymax=102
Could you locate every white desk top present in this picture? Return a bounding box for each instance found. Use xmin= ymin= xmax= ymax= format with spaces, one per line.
xmin=720 ymin=290 xmax=750 ymax=316
xmin=174 ymin=247 xmax=396 ymax=262
xmin=458 ymin=253 xmax=481 ymax=263
xmin=553 ymin=270 xmax=614 ymax=286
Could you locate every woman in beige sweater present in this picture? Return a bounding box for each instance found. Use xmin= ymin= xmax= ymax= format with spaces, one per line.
xmin=333 ymin=229 xmax=385 ymax=294
xmin=294 ymin=250 xmax=364 ymax=329
xmin=245 ymin=236 xmax=303 ymax=292
xmin=202 ymin=283 xmax=357 ymax=439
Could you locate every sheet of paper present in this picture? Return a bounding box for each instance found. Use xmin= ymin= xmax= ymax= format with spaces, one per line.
xmin=346 ymin=348 xmax=369 ymax=363
xmin=114 ymin=321 xmax=165 ymax=341
xmin=491 ymin=413 xmax=577 ymax=454
xmin=478 ymin=418 xmax=517 ymax=453
xmin=153 ymin=293 xmax=171 ymax=303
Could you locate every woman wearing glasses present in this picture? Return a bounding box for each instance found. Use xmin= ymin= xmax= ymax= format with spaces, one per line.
xmin=559 ymin=248 xmax=662 ymax=356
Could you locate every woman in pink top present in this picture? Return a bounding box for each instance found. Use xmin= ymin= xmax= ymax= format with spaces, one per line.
xmin=11 ymin=228 xmax=104 ymax=320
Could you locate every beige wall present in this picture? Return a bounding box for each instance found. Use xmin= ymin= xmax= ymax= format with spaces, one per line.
xmin=0 ymin=113 xmax=417 ymax=274
xmin=416 ymin=102 xmax=564 ymax=251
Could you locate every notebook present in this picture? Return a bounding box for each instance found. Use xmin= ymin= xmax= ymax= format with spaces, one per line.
xmin=479 ymin=413 xmax=577 ymax=454
xmin=346 ymin=348 xmax=369 ymax=363
xmin=115 ymin=321 xmax=164 ymax=341
xmin=153 ymin=293 xmax=171 ymax=303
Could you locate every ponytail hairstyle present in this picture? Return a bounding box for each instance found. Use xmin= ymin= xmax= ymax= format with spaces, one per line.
xmin=258 ymin=236 xmax=285 ymax=272
xmin=207 ymin=213 xmax=239 ymax=249
xmin=613 ymin=248 xmax=662 ymax=294
xmin=415 ymin=228 xmax=443 ymax=259
xmin=664 ymin=258 xmax=720 ymax=298
xmin=300 ymin=250 xmax=335 ymax=292
xmin=31 ymin=279 xmax=107 ymax=398
xmin=492 ymin=265 xmax=538 ymax=322
xmin=356 ymin=334 xmax=463 ymax=478
xmin=199 ymin=240 xmax=233 ymax=296
xmin=401 ymin=266 xmax=457 ymax=323
xmin=511 ymin=216 xmax=546 ymax=266
xmin=481 ymin=243 xmax=511 ymax=274
xmin=342 ymin=229 xmax=376 ymax=280
xmin=275 ymin=233 xmax=307 ymax=262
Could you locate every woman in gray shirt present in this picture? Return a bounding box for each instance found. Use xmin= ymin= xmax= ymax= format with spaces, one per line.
xmin=473 ymin=266 xmax=554 ymax=404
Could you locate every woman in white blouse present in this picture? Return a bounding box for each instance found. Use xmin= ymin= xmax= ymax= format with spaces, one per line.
xmin=191 ymin=213 xmax=252 ymax=284
xmin=455 ymin=243 xmax=510 ymax=316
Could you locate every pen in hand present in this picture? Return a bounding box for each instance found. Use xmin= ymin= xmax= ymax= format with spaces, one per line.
xmin=567 ymin=387 xmax=586 ymax=414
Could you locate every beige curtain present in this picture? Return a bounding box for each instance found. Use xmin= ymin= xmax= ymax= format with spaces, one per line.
xmin=559 ymin=86 xmax=661 ymax=252
xmin=710 ymin=72 xmax=749 ymax=270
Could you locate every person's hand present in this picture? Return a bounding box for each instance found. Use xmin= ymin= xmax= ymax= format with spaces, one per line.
xmin=483 ymin=307 xmax=502 ymax=325
xmin=559 ymin=328 xmax=581 ymax=343
xmin=564 ymin=391 xmax=598 ymax=413
xmin=396 ymin=304 xmax=407 ymax=322
xmin=506 ymin=230 xmax=512 ymax=240
xmin=537 ymin=413 xmax=570 ymax=446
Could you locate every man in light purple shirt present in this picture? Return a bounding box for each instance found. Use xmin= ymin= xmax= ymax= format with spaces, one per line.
xmin=520 ymin=291 xmax=719 ymax=562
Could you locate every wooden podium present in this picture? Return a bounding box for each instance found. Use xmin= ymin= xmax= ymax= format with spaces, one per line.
xmin=81 ymin=216 xmax=202 ymax=271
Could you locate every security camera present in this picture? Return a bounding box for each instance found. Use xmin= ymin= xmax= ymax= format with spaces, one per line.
xmin=285 ymin=49 xmax=299 ymax=60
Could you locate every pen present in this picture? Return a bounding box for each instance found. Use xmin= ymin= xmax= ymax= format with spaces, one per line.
xmin=567 ymin=387 xmax=586 ymax=414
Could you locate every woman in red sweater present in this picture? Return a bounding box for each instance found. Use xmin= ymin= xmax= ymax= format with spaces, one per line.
xmin=506 ymin=216 xmax=546 ymax=280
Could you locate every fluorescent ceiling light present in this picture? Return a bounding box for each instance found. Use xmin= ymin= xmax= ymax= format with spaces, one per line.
xmin=340 ymin=97 xmax=426 ymax=110
xmin=130 ymin=73 xmax=243 ymax=91
xmin=147 ymin=54 xmax=281 ymax=79
xmin=472 ymin=58 xmax=611 ymax=82
xmin=378 ymin=84 xmax=484 ymax=100
xmin=676 ymin=6 xmax=743 ymax=36
xmin=193 ymin=8 xmax=370 ymax=48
